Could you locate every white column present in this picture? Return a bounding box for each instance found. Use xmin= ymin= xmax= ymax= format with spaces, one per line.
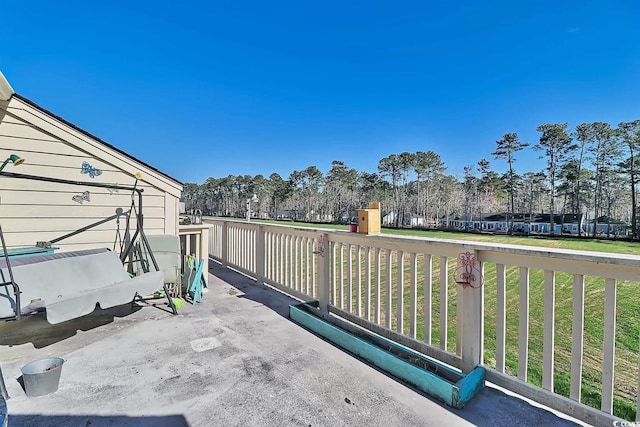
xmin=570 ymin=274 xmax=584 ymax=401
xmin=317 ymin=232 xmax=330 ymax=313
xmin=256 ymin=225 xmax=265 ymax=283
xmin=221 ymin=221 xmax=228 ymax=267
xmin=461 ymin=251 xmax=483 ymax=374
xmin=200 ymin=226 xmax=209 ymax=286
xmin=542 ymin=270 xmax=555 ymax=391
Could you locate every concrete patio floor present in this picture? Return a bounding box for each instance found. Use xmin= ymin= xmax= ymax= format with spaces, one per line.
xmin=0 ymin=260 xmax=588 ymax=427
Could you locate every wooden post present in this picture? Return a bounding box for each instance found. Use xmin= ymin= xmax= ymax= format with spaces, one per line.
xmin=496 ymin=263 xmax=506 ymax=372
xmin=518 ymin=266 xmax=530 ymax=381
xmin=256 ymin=225 xmax=265 ymax=283
xmin=200 ymin=226 xmax=209 ymax=286
xmin=461 ymin=251 xmax=483 ymax=374
xmin=570 ymin=274 xmax=584 ymax=401
xmin=221 ymin=221 xmax=228 ymax=267
xmin=601 ymin=278 xmax=617 ymax=413
xmin=317 ymin=232 xmax=330 ymax=313
xmin=542 ymin=270 xmax=555 ymax=391
xmin=439 ymin=256 xmax=448 ymax=351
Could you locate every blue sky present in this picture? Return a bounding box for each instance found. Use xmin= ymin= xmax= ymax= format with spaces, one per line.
xmin=2 ymin=0 xmax=639 ymax=184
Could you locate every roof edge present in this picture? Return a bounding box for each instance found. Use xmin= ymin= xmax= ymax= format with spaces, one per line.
xmin=0 ymin=71 xmax=15 ymax=101
xmin=12 ymin=93 xmax=183 ymax=187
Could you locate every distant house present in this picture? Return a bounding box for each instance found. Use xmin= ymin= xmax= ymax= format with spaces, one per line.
xmin=309 ymin=212 xmax=333 ymax=223
xmin=585 ymin=216 xmax=628 ymax=236
xmin=0 ymin=72 xmax=183 ymax=251
xmin=451 ymin=213 xmax=585 ymax=235
xmin=526 ymin=213 xmax=583 ymax=235
xmin=382 ymin=212 xmax=426 ymax=227
xmin=479 ymin=213 xmax=510 ymax=232
xmin=271 ymin=210 xmax=299 ymax=220
xmin=372 ymin=209 xmax=626 ymax=237
xmin=452 ymin=213 xmax=509 ymax=232
xmin=338 ymin=211 xmax=358 ymax=224
xmin=405 ymin=216 xmax=427 ymax=227
xmin=382 ymin=212 xmax=395 ymax=226
xmin=451 ymin=217 xmax=482 ymax=231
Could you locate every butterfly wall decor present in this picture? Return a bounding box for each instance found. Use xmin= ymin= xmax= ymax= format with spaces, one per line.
xmin=107 ymin=184 xmax=119 ymax=195
xmin=81 ymin=161 xmax=102 ymax=178
xmin=72 ymin=191 xmax=91 ymax=204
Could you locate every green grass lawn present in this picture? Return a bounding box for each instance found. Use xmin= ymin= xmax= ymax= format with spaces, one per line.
xmin=209 ymin=218 xmax=640 ymax=420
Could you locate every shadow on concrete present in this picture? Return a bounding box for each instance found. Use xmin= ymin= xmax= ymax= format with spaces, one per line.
xmin=441 ymin=384 xmax=580 ymax=427
xmin=9 ymin=414 xmax=189 ymax=427
xmin=209 ymin=260 xmax=582 ymax=427
xmin=286 ymin=317 xmax=580 ymax=426
xmin=209 ymin=260 xmax=300 ymax=318
xmin=0 ymin=304 xmax=142 ymax=349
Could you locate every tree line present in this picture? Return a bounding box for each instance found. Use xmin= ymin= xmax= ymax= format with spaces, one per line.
xmin=183 ymin=120 xmax=640 ymax=238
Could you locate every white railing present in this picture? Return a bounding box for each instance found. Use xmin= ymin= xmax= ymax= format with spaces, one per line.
xmin=209 ymin=221 xmax=318 ymax=301
xmin=207 ymin=219 xmax=640 ymax=426
xmin=178 ymin=224 xmax=210 ymax=286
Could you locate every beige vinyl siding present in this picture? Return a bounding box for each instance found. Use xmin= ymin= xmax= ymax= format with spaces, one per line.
xmin=4 ymin=98 xmax=181 ymax=197
xmin=0 ymin=95 xmax=182 ymax=252
xmin=0 ymin=185 xmax=166 ymax=251
xmin=164 ymin=192 xmax=179 ymax=235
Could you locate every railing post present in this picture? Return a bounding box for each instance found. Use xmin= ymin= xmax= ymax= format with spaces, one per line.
xmin=256 ymin=225 xmax=265 ymax=283
xmin=221 ymin=221 xmax=228 ymax=267
xmin=316 ymin=232 xmax=330 ymax=313
xmin=461 ymin=250 xmax=483 ymax=374
xmin=200 ymin=225 xmax=209 ymax=286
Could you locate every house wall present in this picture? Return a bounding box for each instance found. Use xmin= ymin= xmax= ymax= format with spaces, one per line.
xmin=382 ymin=212 xmax=395 ymax=225
xmin=0 ymin=96 xmax=182 ymax=252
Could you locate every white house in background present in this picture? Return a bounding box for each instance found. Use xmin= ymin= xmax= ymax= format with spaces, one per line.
xmin=0 ymin=72 xmax=183 ymax=251
xmin=381 ymin=212 xmax=395 ymax=226
xmin=382 ymin=212 xmax=426 ymax=227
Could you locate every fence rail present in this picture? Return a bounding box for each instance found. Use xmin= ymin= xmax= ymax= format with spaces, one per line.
xmin=207 ymin=219 xmax=640 ymax=426
xmin=178 ymin=224 xmax=210 ymax=286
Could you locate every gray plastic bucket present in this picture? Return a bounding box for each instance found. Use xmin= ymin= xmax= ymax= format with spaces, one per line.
xmin=21 ymin=357 xmax=64 ymax=397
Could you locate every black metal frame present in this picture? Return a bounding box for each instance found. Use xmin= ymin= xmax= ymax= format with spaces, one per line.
xmin=48 ymin=208 xmax=129 ymax=247
xmin=0 ymin=171 xmax=177 ymax=317
xmin=0 ymin=224 xmax=20 ymax=321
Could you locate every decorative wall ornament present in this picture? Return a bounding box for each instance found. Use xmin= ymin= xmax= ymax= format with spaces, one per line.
xmin=132 ymin=171 xmax=143 ymax=189
xmin=107 ymin=184 xmax=119 ymax=195
xmin=313 ymin=234 xmax=326 ymax=257
xmin=454 ymin=251 xmax=483 ymax=288
xmin=81 ymin=161 xmax=102 ymax=178
xmin=72 ymin=191 xmax=91 ymax=204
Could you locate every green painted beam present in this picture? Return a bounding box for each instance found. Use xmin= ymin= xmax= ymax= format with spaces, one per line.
xmin=289 ymin=301 xmax=485 ymax=409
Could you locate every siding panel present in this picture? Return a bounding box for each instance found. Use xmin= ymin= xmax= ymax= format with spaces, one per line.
xmin=0 ymin=205 xmax=164 ymax=218
xmin=0 ymin=96 xmax=182 ymax=252
xmin=7 ymin=99 xmax=182 ymax=196
xmin=4 ymin=227 xmax=167 ymax=251
xmin=0 ymin=217 xmax=165 ymax=233
xmin=0 ymin=189 xmax=165 ymax=207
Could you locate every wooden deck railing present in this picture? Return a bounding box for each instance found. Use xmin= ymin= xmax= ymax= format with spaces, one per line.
xmin=206 ymin=219 xmax=640 ymax=426
xmin=178 ymin=224 xmax=210 ymax=286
